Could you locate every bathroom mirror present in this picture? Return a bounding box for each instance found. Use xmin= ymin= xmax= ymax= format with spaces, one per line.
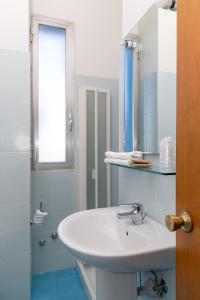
xmin=126 ymin=5 xmax=177 ymax=153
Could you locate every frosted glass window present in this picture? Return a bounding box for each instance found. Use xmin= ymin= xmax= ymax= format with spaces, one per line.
xmin=38 ymin=25 xmax=66 ymax=163
xmin=32 ymin=17 xmax=74 ymax=170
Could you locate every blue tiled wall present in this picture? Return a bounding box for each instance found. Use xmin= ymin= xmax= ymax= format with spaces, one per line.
xmin=0 ymin=50 xmax=31 ymax=300
xmin=31 ymin=170 xmax=78 ymax=274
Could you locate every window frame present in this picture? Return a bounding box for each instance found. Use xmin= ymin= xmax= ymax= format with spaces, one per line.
xmin=31 ymin=15 xmax=74 ymax=170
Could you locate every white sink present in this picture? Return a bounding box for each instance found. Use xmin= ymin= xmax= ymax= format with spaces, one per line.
xmin=58 ymin=207 xmax=175 ymax=273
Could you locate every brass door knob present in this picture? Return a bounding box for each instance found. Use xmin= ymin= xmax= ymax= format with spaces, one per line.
xmin=165 ymin=211 xmax=193 ymax=233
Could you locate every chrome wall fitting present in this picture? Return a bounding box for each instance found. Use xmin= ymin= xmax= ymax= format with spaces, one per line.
xmin=39 ymin=240 xmax=46 ymax=247
xmin=40 ymin=201 xmax=45 ymax=212
xmin=51 ymin=232 xmax=58 ymax=239
xmin=138 ymin=270 xmax=168 ymax=298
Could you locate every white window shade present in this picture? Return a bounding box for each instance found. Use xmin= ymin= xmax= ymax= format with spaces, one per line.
xmin=32 ymin=17 xmax=74 ymax=170
xmin=38 ymin=25 xmax=66 ymax=163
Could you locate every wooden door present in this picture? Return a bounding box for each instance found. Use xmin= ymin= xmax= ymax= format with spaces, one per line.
xmin=177 ymin=0 xmax=200 ymax=299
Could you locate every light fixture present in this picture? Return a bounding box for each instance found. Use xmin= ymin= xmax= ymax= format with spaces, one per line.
xmin=155 ymin=0 xmax=177 ymax=11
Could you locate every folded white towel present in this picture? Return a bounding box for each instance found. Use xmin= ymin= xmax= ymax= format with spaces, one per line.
xmin=105 ymin=151 xmax=143 ymax=160
xmin=104 ymin=158 xmax=151 ymax=168
xmin=104 ymin=158 xmax=130 ymax=167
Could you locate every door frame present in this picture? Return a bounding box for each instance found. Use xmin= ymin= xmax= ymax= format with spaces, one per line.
xmin=78 ymin=85 xmax=111 ymax=210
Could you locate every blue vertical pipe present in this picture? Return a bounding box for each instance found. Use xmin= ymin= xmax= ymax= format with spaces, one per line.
xmin=124 ymin=47 xmax=134 ymax=152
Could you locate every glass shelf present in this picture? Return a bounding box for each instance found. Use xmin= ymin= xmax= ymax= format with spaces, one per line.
xmin=109 ymin=163 xmax=176 ymax=176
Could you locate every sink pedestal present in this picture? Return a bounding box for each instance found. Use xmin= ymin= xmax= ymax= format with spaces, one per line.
xmin=96 ymin=269 xmax=137 ymax=300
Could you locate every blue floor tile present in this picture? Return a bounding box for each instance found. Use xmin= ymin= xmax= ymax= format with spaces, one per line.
xmin=53 ymin=268 xmax=77 ymax=280
xmin=31 ymin=284 xmax=55 ymax=300
xmin=32 ymin=272 xmax=54 ymax=286
xmin=31 ymin=268 xmax=89 ymax=300
xmin=56 ymin=290 xmax=89 ymax=300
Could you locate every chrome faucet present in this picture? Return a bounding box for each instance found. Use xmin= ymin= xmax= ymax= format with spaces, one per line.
xmin=117 ymin=203 xmax=145 ymax=225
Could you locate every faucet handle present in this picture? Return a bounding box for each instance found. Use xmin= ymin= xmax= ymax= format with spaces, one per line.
xmin=119 ymin=203 xmax=143 ymax=206
xmin=117 ymin=203 xmax=145 ymax=224
xmin=119 ymin=203 xmax=143 ymax=213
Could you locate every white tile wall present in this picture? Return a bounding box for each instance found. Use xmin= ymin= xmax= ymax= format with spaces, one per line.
xmin=0 ymin=50 xmax=31 ymax=300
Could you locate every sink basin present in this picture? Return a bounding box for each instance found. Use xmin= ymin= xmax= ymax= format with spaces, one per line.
xmin=58 ymin=207 xmax=175 ymax=273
